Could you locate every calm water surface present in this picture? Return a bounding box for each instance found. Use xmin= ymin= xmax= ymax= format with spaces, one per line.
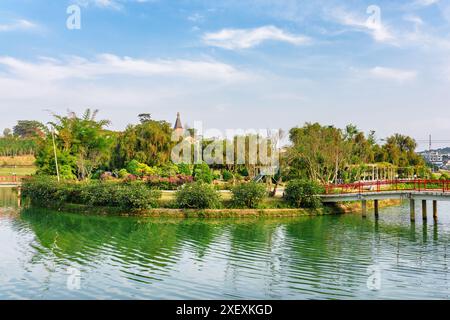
xmin=1 ymin=187 xmax=450 ymax=299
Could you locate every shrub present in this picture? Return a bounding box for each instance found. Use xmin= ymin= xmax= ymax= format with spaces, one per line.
xmin=126 ymin=160 xmax=158 ymax=177
xmin=231 ymin=182 xmax=266 ymax=208
xmin=178 ymin=163 xmax=192 ymax=176
xmin=175 ymin=182 xmax=221 ymax=209
xmin=284 ymin=179 xmax=324 ymax=208
xmin=144 ymin=174 xmax=193 ymax=190
xmin=193 ymin=162 xmax=214 ymax=183
xmin=118 ymin=169 xmax=129 ymax=178
xmin=21 ymin=176 xmax=161 ymax=209
xmin=222 ymin=170 xmax=234 ymax=181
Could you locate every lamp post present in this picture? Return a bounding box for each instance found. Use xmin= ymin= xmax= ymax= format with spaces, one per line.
xmin=51 ymin=126 xmax=60 ymax=182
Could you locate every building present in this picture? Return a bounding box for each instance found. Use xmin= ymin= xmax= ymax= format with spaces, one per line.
xmin=174 ymin=112 xmax=183 ymax=135
xmin=423 ymin=151 xmax=444 ymax=167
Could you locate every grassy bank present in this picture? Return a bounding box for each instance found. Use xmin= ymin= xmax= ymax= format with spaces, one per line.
xmin=337 ymin=199 xmax=402 ymax=213
xmin=0 ymin=166 xmax=36 ymax=176
xmin=30 ymin=201 xmax=338 ymax=218
xmin=0 ymin=155 xmax=35 ymax=167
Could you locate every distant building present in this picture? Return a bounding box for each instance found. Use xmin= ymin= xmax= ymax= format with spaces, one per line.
xmin=423 ymin=151 xmax=444 ymax=167
xmin=174 ymin=112 xmax=183 ymax=135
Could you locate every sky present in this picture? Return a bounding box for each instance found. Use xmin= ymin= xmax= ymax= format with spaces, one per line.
xmin=0 ymin=0 xmax=450 ymax=150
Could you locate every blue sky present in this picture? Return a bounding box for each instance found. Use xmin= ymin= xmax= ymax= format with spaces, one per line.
xmin=1 ymin=0 xmax=450 ymax=149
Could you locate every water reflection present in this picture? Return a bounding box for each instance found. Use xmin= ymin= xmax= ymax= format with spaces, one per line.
xmin=1 ymin=191 xmax=450 ymax=299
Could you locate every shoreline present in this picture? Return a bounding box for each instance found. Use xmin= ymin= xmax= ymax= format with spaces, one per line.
xmin=22 ymin=198 xmax=402 ymax=218
xmin=29 ymin=202 xmax=340 ymax=218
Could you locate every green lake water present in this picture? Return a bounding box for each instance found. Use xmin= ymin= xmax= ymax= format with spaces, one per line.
xmin=1 ymin=187 xmax=450 ymax=299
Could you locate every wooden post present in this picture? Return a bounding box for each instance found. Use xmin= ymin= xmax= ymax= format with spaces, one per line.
xmin=374 ymin=199 xmax=379 ymax=219
xmin=422 ymin=200 xmax=427 ymax=221
xmin=410 ymin=199 xmax=415 ymax=222
xmin=362 ymin=200 xmax=367 ymax=218
xmin=433 ymin=200 xmax=438 ymax=221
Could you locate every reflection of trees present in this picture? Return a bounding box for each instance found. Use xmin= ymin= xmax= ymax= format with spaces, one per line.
xmin=19 ymin=209 xmax=221 ymax=275
xmin=0 ymin=188 xmax=19 ymax=209
xmin=224 ymin=219 xmax=283 ymax=297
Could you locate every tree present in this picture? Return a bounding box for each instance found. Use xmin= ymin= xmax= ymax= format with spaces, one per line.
xmin=13 ymin=120 xmax=45 ymax=138
xmin=113 ymin=117 xmax=175 ymax=168
xmin=286 ymin=123 xmax=351 ymax=183
xmin=382 ymin=134 xmax=423 ymax=167
xmin=2 ymin=128 xmax=12 ymax=137
xmin=138 ymin=113 xmax=152 ymax=123
xmin=36 ymin=109 xmax=115 ymax=180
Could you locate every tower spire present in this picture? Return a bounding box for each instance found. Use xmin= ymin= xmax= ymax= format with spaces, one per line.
xmin=174 ymin=112 xmax=183 ymax=130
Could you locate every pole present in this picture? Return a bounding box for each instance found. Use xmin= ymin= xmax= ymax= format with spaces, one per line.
xmin=51 ymin=128 xmax=60 ymax=182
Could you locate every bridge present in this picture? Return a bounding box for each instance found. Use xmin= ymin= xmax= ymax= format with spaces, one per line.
xmin=0 ymin=176 xmax=23 ymax=188
xmin=321 ymin=179 xmax=450 ymax=222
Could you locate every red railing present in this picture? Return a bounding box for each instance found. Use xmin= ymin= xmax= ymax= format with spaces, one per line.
xmin=325 ymin=179 xmax=450 ymax=195
xmin=0 ymin=176 xmax=24 ymax=183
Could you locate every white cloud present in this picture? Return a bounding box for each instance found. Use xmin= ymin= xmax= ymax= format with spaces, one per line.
xmin=188 ymin=13 xmax=204 ymax=23
xmin=403 ymin=14 xmax=424 ymax=26
xmin=0 ymin=54 xmax=248 ymax=82
xmin=369 ymin=67 xmax=417 ymax=82
xmin=328 ymin=7 xmax=394 ymax=43
xmin=74 ymin=0 xmax=150 ymax=10
xmin=203 ymin=25 xmax=310 ymax=50
xmin=414 ymin=0 xmax=440 ymax=7
xmin=0 ymin=19 xmax=37 ymax=32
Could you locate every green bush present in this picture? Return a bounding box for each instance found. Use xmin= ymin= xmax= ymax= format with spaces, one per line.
xmin=440 ymin=172 xmax=449 ymax=180
xmin=284 ymin=179 xmax=324 ymax=208
xmin=193 ymin=162 xmax=214 ymax=183
xmin=126 ymin=160 xmax=158 ymax=177
xmin=222 ymin=170 xmax=234 ymax=181
xmin=177 ymin=163 xmax=192 ymax=176
xmin=231 ymin=182 xmax=266 ymax=208
xmin=175 ymin=182 xmax=221 ymax=209
xmin=118 ymin=169 xmax=129 ymax=178
xmin=21 ymin=176 xmax=161 ymax=209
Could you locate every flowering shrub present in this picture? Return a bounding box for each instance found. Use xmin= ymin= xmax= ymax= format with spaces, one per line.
xmin=144 ymin=174 xmax=193 ymax=190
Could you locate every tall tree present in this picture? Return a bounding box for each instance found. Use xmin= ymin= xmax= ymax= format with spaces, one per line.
xmin=113 ymin=117 xmax=175 ymax=168
xmin=286 ymin=123 xmax=351 ymax=183
xmin=13 ymin=120 xmax=45 ymax=138
xmin=36 ymin=109 xmax=115 ymax=180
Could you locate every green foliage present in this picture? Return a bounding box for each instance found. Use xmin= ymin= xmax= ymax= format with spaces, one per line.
xmin=0 ymin=137 xmax=38 ymax=156
xmin=177 ymin=163 xmax=192 ymax=176
xmin=35 ymin=144 xmax=77 ymax=180
xmin=231 ymin=182 xmax=266 ymax=208
xmin=439 ymin=172 xmax=449 ymax=180
xmin=126 ymin=160 xmax=158 ymax=177
xmin=118 ymin=169 xmax=129 ymax=178
xmin=193 ymin=162 xmax=214 ymax=183
xmin=238 ymin=167 xmax=249 ymax=177
xmin=21 ymin=176 xmax=161 ymax=209
xmin=35 ymin=109 xmax=115 ymax=180
xmin=286 ymin=122 xmax=426 ymax=183
xmin=113 ymin=118 xmax=174 ymax=169
xmin=222 ymin=170 xmax=234 ymax=181
xmin=145 ymin=175 xmax=193 ymax=190
xmin=81 ymin=182 xmax=161 ymax=209
xmin=13 ymin=120 xmax=45 ymax=138
xmin=285 ymin=179 xmax=324 ymax=208
xmin=175 ymin=182 xmax=221 ymax=209
xmin=158 ymin=162 xmax=179 ymax=177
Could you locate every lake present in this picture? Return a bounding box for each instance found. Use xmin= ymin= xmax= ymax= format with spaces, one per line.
xmin=1 ymin=187 xmax=450 ymax=299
